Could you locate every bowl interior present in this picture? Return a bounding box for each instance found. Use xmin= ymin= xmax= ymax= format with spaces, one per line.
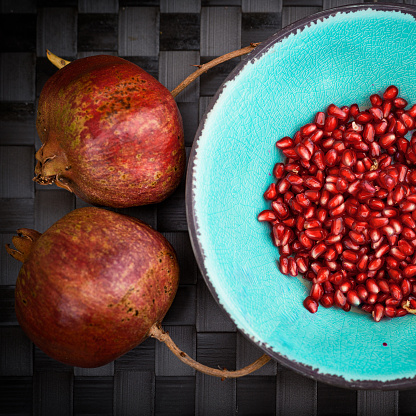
xmin=187 ymin=5 xmax=416 ymax=388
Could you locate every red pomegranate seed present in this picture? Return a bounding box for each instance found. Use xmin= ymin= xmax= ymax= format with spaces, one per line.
xmin=295 ymin=143 xmax=311 ymax=161
xmin=314 ymin=112 xmax=326 ymax=128
xmin=279 ymin=257 xmax=289 ymax=274
xmin=396 ymin=308 xmax=408 ymax=317
xmin=349 ymin=230 xmax=366 ymax=245
xmin=316 ymin=268 xmax=330 ymax=284
xmin=258 ymin=210 xmax=277 ymax=222
xmin=264 ymin=183 xmax=277 ymax=200
xmin=288 ymin=257 xmax=298 ymax=276
xmin=324 ymin=115 xmax=338 ymax=132
xmin=334 ymin=290 xmax=347 ymax=307
xmin=310 ymin=242 xmax=326 ymax=259
xmin=305 ymin=228 xmax=326 ymax=241
xmin=401 ymin=113 xmax=415 ymax=130
xmin=394 ymin=97 xmax=408 ymax=108
xmin=379 ymin=133 xmax=397 ymax=149
xmin=300 ymin=123 xmax=317 ymax=137
xmin=357 ymin=254 xmax=369 ymax=272
xmin=328 ymin=194 xmax=343 ymax=210
xmin=384 ymin=306 xmax=396 ymax=318
xmin=390 ymin=284 xmax=403 ymax=301
xmin=347 ymin=290 xmax=361 ymax=306
xmin=303 ymin=296 xmax=318 ymax=313
xmin=327 ymin=104 xmax=348 ymax=119
xmin=357 ymin=285 xmax=369 ymax=300
xmin=296 ymin=193 xmax=311 ymax=208
xmin=366 ymin=278 xmax=380 ymax=294
xmin=374 ymin=244 xmax=390 ymax=258
xmin=310 ymin=283 xmax=324 ymax=300
xmin=372 ymin=303 xmax=385 ymax=322
xmin=370 ymin=94 xmax=383 ymax=106
xmin=277 ymin=178 xmax=290 ymax=194
xmin=400 ymin=200 xmax=416 ymax=212
xmin=403 ymin=265 xmax=416 ymax=278
xmin=369 ymin=107 xmax=383 ymax=122
xmin=398 ymin=239 xmax=414 ymax=256
xmin=402 ymin=279 xmax=411 ymax=296
xmin=325 ymin=149 xmax=338 ymax=166
xmin=276 ymin=136 xmax=294 ymax=149
xmin=382 ymin=101 xmax=392 ymax=118
xmin=355 ymin=111 xmax=372 ymax=124
xmin=369 ymin=216 xmax=389 ymax=228
xmin=273 ymin=163 xmax=285 ymax=179
xmin=388 ymin=268 xmax=402 ymax=282
xmin=329 ymin=203 xmax=345 ymax=217
xmin=320 ymin=294 xmax=334 ymax=308
xmin=390 ymin=247 xmax=407 ymax=261
xmin=383 ymin=85 xmax=399 ymax=100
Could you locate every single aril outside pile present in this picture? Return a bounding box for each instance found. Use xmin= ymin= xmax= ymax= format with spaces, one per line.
xmin=258 ymin=85 xmax=416 ymax=322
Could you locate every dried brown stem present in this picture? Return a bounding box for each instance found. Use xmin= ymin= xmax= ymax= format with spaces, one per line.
xmin=149 ymin=323 xmax=271 ymax=379
xmin=46 ymin=50 xmax=71 ymax=69
xmin=170 ymin=43 xmax=261 ymax=98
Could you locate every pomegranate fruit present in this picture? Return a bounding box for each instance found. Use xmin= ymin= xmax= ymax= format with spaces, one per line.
xmin=6 ymin=207 xmax=180 ymax=367
xmin=259 ymin=86 xmax=416 ymax=321
xmin=34 ymin=53 xmax=185 ymax=208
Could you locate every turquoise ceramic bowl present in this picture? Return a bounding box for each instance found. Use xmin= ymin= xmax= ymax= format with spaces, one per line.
xmin=186 ymin=4 xmax=416 ymax=389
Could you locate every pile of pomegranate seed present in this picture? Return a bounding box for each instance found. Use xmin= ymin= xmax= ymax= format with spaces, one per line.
xmin=259 ymin=85 xmax=416 ymax=322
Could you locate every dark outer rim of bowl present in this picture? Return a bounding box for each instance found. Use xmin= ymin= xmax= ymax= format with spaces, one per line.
xmin=185 ymin=2 xmax=416 ymax=390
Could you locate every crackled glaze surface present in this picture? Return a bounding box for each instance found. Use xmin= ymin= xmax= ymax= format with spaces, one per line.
xmin=187 ymin=5 xmax=416 ymax=388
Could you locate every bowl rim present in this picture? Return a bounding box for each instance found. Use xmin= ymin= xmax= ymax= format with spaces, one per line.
xmin=185 ymin=2 xmax=416 ymax=390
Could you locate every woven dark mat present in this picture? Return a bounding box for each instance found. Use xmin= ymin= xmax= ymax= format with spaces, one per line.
xmin=1 ymin=1 xmax=416 ymax=415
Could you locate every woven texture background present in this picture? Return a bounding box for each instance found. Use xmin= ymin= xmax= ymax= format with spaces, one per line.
xmin=1 ymin=0 xmax=416 ymax=415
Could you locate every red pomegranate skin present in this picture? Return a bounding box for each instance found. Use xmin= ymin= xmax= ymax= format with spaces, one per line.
xmin=35 ymin=55 xmax=185 ymax=208
xmin=14 ymin=207 xmax=179 ymax=367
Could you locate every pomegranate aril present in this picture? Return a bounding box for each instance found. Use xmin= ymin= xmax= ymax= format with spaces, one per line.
xmin=288 ymin=257 xmax=298 ymax=277
xmin=384 ymin=306 xmax=396 ymax=318
xmin=403 ymin=265 xmax=416 ymax=278
xmin=276 ymin=137 xmax=294 ymax=149
xmin=310 ymin=242 xmax=327 ymax=259
xmin=305 ymin=228 xmax=326 ymax=241
xmin=398 ymin=239 xmax=414 ymax=256
xmin=355 ymin=111 xmax=372 ymax=124
xmin=396 ymin=308 xmax=408 ymax=317
xmin=316 ymin=268 xmax=330 ymax=283
xmin=402 ymin=227 xmax=416 ymax=240
xmin=325 ymin=149 xmax=338 ymax=167
xmin=279 ymin=257 xmax=289 ymax=275
xmin=372 ymin=304 xmax=385 ymax=322
xmin=390 ymin=247 xmax=407 ymax=261
xmin=401 ymin=279 xmax=411 ymax=297
xmin=370 ymin=94 xmax=383 ymax=107
xmin=369 ymin=216 xmax=389 ymax=228
xmin=347 ymin=290 xmax=361 ymax=306
xmin=400 ymin=200 xmax=416 ymax=212
xmin=310 ymin=283 xmax=324 ymax=301
xmin=320 ymin=294 xmax=334 ymax=308
xmin=401 ymin=113 xmax=415 ymax=130
xmin=334 ymin=290 xmax=347 ymax=307
xmin=295 ymin=143 xmax=312 ymax=161
xmin=366 ymin=278 xmax=380 ymax=294
xmin=314 ymin=112 xmax=326 ymax=128
xmin=303 ymin=296 xmax=318 ymax=313
xmin=324 ymin=115 xmax=338 ymax=132
xmin=341 ymin=149 xmax=356 ymax=167
xmin=390 ymin=284 xmax=403 ymax=301
xmin=356 ymin=285 xmax=369 ymax=300
xmin=383 ymin=85 xmax=399 ymax=100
